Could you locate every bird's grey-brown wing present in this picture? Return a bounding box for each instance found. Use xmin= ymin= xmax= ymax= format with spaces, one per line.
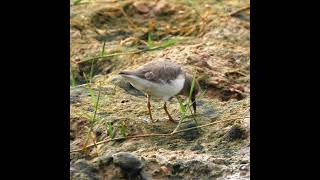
xmin=134 ymin=61 xmax=183 ymax=83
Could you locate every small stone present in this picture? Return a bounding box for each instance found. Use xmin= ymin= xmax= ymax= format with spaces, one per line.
xmin=112 ymin=152 xmax=143 ymax=179
xmin=133 ymin=1 xmax=150 ymax=14
xmin=152 ymin=169 xmax=160 ymax=175
xmin=92 ymin=154 xmax=113 ymax=168
xmin=95 ymin=28 xmax=106 ymax=35
xmin=70 ymin=159 xmax=99 ymax=180
xmin=239 ymin=164 xmax=250 ymax=171
xmin=171 ymin=160 xmax=184 ymax=173
xmin=153 ymin=0 xmax=175 ymax=15
xmin=240 ymin=171 xmax=248 ymax=176
xmin=169 ymin=156 xmax=176 ymax=161
xmin=113 ymin=152 xmax=143 ymax=170
xmin=70 ymin=87 xmax=87 ymax=104
xmin=230 ymin=84 xmax=245 ymax=93
xmin=158 ymin=148 xmax=165 ymax=153
xmin=212 ymin=158 xmax=225 ymax=165
xmin=190 ymin=143 xmax=204 ymax=151
xmin=227 ymin=125 xmax=246 ymax=141
xmin=160 ymin=166 xmax=170 ymax=175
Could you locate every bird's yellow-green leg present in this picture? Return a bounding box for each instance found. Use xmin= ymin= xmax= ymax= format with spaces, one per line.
xmin=146 ymin=94 xmax=154 ymax=122
xmin=163 ymin=102 xmax=176 ymax=123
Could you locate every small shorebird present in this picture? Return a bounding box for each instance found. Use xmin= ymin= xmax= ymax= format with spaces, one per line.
xmin=119 ymin=60 xmax=200 ymax=122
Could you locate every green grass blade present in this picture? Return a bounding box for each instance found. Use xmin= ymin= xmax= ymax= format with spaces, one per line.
xmin=91 ymin=86 xmax=101 ymax=124
xmin=187 ymin=0 xmax=194 ymax=6
xmin=83 ymin=72 xmax=97 ymax=105
xmin=148 ymin=32 xmax=153 ymax=49
xmin=188 ymin=72 xmax=196 ymax=101
xmin=101 ymin=41 xmax=106 ymax=56
xmin=159 ymin=38 xmax=177 ymax=48
xmin=73 ymin=0 xmax=83 ymax=6
xmin=89 ymin=88 xmax=97 ymax=106
xmin=120 ymin=121 xmax=128 ymax=137
xmin=89 ymin=59 xmax=96 ymax=82
xmin=70 ymin=68 xmax=77 ymax=87
xmin=187 ymin=72 xmax=199 ymax=126
xmin=83 ymin=72 xmax=89 ymax=83
xmin=197 ymin=90 xmax=206 ymax=101
xmin=177 ymin=97 xmax=187 ymax=113
xmin=107 ymin=123 xmax=114 ymax=139
xmin=88 ymin=41 xmax=106 ymax=82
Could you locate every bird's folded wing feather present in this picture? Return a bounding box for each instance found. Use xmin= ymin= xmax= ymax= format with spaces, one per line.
xmin=134 ymin=61 xmax=183 ymax=83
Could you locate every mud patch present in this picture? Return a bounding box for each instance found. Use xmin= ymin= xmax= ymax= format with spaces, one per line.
xmin=206 ymin=85 xmax=246 ymax=101
xmin=178 ymin=121 xmax=201 ymax=141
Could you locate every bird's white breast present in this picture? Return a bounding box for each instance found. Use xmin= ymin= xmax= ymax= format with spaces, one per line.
xmin=122 ymin=74 xmax=185 ymax=101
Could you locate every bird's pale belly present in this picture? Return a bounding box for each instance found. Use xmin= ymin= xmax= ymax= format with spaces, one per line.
xmin=123 ymin=74 xmax=185 ymax=101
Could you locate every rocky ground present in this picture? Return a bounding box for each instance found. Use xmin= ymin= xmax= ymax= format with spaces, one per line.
xmin=70 ymin=0 xmax=250 ymax=179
